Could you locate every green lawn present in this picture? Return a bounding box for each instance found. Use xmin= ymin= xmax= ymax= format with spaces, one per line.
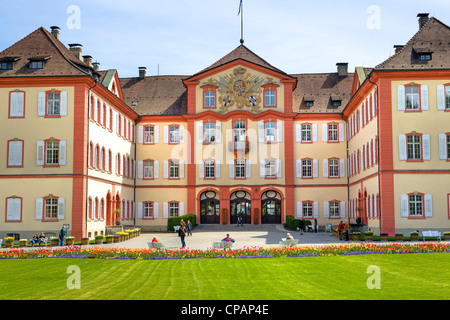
xmin=0 ymin=253 xmax=449 ymax=300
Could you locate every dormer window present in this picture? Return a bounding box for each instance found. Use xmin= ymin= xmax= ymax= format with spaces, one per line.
xmin=30 ymin=60 xmax=44 ymax=69
xmin=330 ymin=96 xmax=342 ymax=107
xmin=0 ymin=61 xmax=13 ymax=70
xmin=418 ymin=53 xmax=432 ymax=61
xmin=306 ymin=101 xmax=314 ymax=107
xmin=304 ymin=95 xmax=315 ymax=107
xmin=414 ymin=48 xmax=433 ymax=62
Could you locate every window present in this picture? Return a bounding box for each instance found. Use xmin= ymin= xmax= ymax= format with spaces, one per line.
xmin=265 ymin=121 xmax=276 ymax=142
xmin=302 ymin=124 xmax=311 ymax=142
xmin=6 ymin=197 xmax=22 ymax=221
xmin=328 ymin=123 xmax=338 ymax=142
xmin=405 ymin=85 xmax=420 ymax=110
xmin=329 ymin=159 xmax=339 ymax=178
xmin=47 ymin=91 xmax=60 ymax=116
xmin=7 ymin=140 xmax=23 ymax=167
xmin=144 ymin=202 xmax=154 ymax=219
xmin=204 ymin=91 xmax=215 ymax=108
xmin=447 ymin=134 xmax=450 ymax=160
xmin=46 ymin=140 xmax=59 ymax=165
xmin=234 ymin=121 xmax=246 ymax=142
xmin=169 ymin=125 xmax=179 ymax=144
xmin=9 ymin=91 xmax=25 ymax=118
xmin=204 ymin=122 xmax=216 ymax=143
xmin=144 ymin=160 xmax=154 ymax=179
xmin=29 ymin=60 xmax=44 ymax=69
xmin=45 ymin=197 xmax=58 ymax=220
xmin=265 ymin=159 xmax=276 ymax=178
xmin=235 ymin=160 xmax=246 ymax=179
xmin=302 ymin=201 xmax=313 ymax=218
xmin=329 ymin=201 xmax=340 ymax=218
xmin=264 ymin=90 xmax=276 ymax=107
xmin=306 ymin=101 xmax=314 ymax=107
xmin=302 ymin=159 xmax=312 ymax=178
xmin=445 ymin=86 xmax=450 ymax=110
xmin=204 ymin=160 xmax=215 ymax=179
xmin=169 ymin=202 xmax=179 ymax=217
xmin=144 ymin=126 xmax=154 ymax=144
xmin=409 ymin=194 xmax=423 ymax=216
xmin=407 ymin=134 xmax=421 ymax=160
xmin=418 ymin=53 xmax=432 ymax=61
xmin=0 ymin=61 xmax=13 ymax=70
xmin=169 ymin=160 xmax=179 ymax=179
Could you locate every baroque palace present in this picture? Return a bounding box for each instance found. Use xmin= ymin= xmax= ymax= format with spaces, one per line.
xmin=1 ymin=13 xmax=449 ymax=240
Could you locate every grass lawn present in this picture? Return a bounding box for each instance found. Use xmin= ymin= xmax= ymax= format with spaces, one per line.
xmin=0 ymin=253 xmax=449 ymax=300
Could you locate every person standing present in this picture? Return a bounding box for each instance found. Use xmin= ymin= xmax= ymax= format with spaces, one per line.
xmin=298 ymin=220 xmax=304 ymax=235
xmin=338 ymin=221 xmax=344 ymax=240
xmin=179 ymin=225 xmax=186 ymax=248
xmin=344 ymin=222 xmax=349 ymax=241
xmin=186 ymin=220 xmax=192 ymax=236
xmin=59 ymin=225 xmax=66 ymax=246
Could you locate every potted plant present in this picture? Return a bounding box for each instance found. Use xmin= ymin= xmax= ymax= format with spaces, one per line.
xmin=19 ymin=239 xmax=28 ymax=247
xmin=364 ymin=230 xmax=373 ymax=241
xmin=351 ymin=232 xmax=361 ymax=241
xmin=444 ymin=232 xmax=450 ymax=240
xmin=395 ymin=233 xmax=403 ymax=241
xmin=410 ymin=232 xmax=419 ymax=241
xmin=113 ymin=235 xmax=120 ymax=243
xmin=50 ymin=236 xmax=59 ymax=246
xmin=105 ymin=235 xmax=114 ymax=243
xmin=4 ymin=237 xmax=14 ymax=248
xmin=95 ymin=235 xmax=104 ymax=244
xmin=380 ymin=233 xmax=388 ymax=241
xmin=65 ymin=236 xmax=75 ymax=246
xmin=81 ymin=237 xmax=89 ymax=245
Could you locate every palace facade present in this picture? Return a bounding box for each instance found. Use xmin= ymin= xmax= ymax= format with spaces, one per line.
xmin=0 ymin=13 xmax=449 ymax=240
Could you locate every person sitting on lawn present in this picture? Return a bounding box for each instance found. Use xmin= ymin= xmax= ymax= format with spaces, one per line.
xmin=222 ymin=234 xmax=235 ymax=243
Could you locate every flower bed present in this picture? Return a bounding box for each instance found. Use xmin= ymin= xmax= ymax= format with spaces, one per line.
xmin=0 ymin=243 xmax=449 ymax=260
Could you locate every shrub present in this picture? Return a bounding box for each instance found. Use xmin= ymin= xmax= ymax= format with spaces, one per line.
xmin=285 ymin=216 xmax=311 ymax=230
xmin=167 ymin=214 xmax=197 ymax=232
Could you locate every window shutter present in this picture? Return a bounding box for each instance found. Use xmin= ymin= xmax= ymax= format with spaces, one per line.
xmin=215 ymin=160 xmax=220 ymax=178
xmin=180 ymin=125 xmax=185 ymax=143
xmin=323 ymin=159 xmax=328 ymax=178
xmin=369 ymin=196 xmax=373 ymax=218
xmin=277 ymin=120 xmax=283 ymax=142
xmin=154 ymin=202 xmax=159 ymax=218
xmin=58 ymin=197 xmax=65 ymax=220
xmin=246 ymin=160 xmax=251 ymax=178
xmin=312 ymin=123 xmax=318 ymax=142
xmin=368 ymin=143 xmax=372 ymax=166
xmin=38 ymin=92 xmax=46 ymax=116
xmin=197 ymin=122 xmax=204 ymax=143
xmin=137 ymin=202 xmax=143 ymax=219
xmin=322 ymin=124 xmax=328 ymax=142
xmin=313 ymin=202 xmax=319 ymax=218
xmin=365 ymin=197 xmax=369 ymax=217
xmin=59 ymin=140 xmax=67 ymax=165
xmin=398 ymin=135 xmax=407 ymax=160
xmin=11 ymin=91 xmax=24 ymax=117
xmin=138 ymin=126 xmax=144 ymax=144
xmin=374 ymin=195 xmax=378 ymax=218
xmin=437 ymin=85 xmax=445 ymax=110
xmin=297 ymin=202 xmax=303 ymax=218
xmin=179 ymin=202 xmax=185 ymax=216
xmin=373 ymin=139 xmax=377 ymax=164
xmin=106 ymin=105 xmax=110 ymax=129
xmin=339 ymin=123 xmax=344 ymax=142
xmin=60 ymin=91 xmax=68 ymax=116
xmin=258 ymin=121 xmax=265 ymax=142
xmin=313 ymin=159 xmax=318 ymax=178
xmin=371 ymin=93 xmax=376 ymax=117
xmin=36 ymin=140 xmax=45 ymax=166
xmin=154 ymin=160 xmax=159 ymax=179
xmin=163 ymin=202 xmax=168 ymax=218
xmin=295 ymin=124 xmax=301 ymax=142
xmin=216 ymin=121 xmax=222 ymax=143
xmin=277 ymin=159 xmax=282 ymax=178
xmin=340 ymin=159 xmax=345 ymax=178
xmin=296 ymin=159 xmax=302 ymax=178
xmin=260 ymin=160 xmax=265 ymax=178
xmin=424 ymin=194 xmax=432 ymax=218
xmin=397 ymin=85 xmax=405 ymax=111
xmin=421 ymin=85 xmax=428 ymax=110
xmin=340 ymin=201 xmax=346 ymax=218
xmin=229 ymin=160 xmax=235 ymax=178
xmin=36 ymin=198 xmax=43 ymax=220
xmin=137 ymin=161 xmax=143 ymax=179
xmin=163 ymin=160 xmax=169 ymax=178
xmin=8 ymin=140 xmax=22 ymax=167
xmin=163 ymin=126 xmax=169 ymax=143
xmin=179 ymin=160 xmax=185 ymax=179
xmin=154 ymin=125 xmax=159 ymax=143
xmin=7 ymin=198 xmax=21 ymax=221
xmin=400 ymin=194 xmax=409 ymax=217
xmin=199 ymin=160 xmax=204 ymax=179
xmin=423 ymin=134 xmax=431 ymax=160
xmin=323 ymin=202 xmax=329 ymax=218
xmin=439 ymin=134 xmax=447 ymax=160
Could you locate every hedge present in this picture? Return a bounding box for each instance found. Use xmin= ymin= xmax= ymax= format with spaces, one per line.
xmin=285 ymin=215 xmax=311 ymax=230
xmin=167 ymin=214 xmax=197 ymax=232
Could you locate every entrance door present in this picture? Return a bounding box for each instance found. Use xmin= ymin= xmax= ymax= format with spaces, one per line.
xmin=230 ymin=191 xmax=252 ymax=224
xmin=261 ymin=190 xmax=281 ymax=224
xmin=200 ymin=191 xmax=220 ymax=224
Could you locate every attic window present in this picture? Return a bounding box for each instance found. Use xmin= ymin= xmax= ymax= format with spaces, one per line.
xmin=0 ymin=61 xmax=13 ymax=70
xmin=304 ymin=95 xmax=314 ymax=107
xmin=418 ymin=53 xmax=432 ymax=61
xmin=306 ymin=101 xmax=314 ymax=107
xmin=330 ymin=96 xmax=342 ymax=107
xmin=132 ymin=101 xmax=138 ymax=106
xmin=29 ymin=60 xmax=44 ymax=69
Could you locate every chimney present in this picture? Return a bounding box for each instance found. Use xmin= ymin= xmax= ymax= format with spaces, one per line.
xmin=83 ymin=55 xmax=92 ymax=67
xmin=92 ymin=61 xmax=100 ymax=71
xmin=68 ymin=43 xmax=83 ymax=60
xmin=50 ymin=26 xmax=60 ymax=39
xmin=139 ymin=67 xmax=147 ymax=79
xmin=394 ymin=45 xmax=404 ymax=54
xmin=417 ymin=13 xmax=430 ymax=29
xmin=336 ymin=62 xmax=348 ymax=77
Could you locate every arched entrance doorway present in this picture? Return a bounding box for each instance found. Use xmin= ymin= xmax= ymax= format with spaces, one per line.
xmin=200 ymin=191 xmax=220 ymax=224
xmin=230 ymin=190 xmax=252 ymax=224
xmin=261 ymin=190 xmax=282 ymax=224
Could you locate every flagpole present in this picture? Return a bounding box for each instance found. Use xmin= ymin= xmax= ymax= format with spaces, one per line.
xmin=240 ymin=0 xmax=244 ymax=44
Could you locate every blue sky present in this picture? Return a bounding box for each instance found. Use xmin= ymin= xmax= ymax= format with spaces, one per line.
xmin=1 ymin=0 xmax=450 ymax=78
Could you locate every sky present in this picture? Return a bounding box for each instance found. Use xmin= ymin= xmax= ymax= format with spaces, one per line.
xmin=1 ymin=0 xmax=450 ymax=78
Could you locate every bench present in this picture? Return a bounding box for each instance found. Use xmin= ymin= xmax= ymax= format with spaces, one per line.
xmin=422 ymin=230 xmax=442 ymax=241
xmin=147 ymin=242 xmax=166 ymax=249
xmin=212 ymin=241 xmax=234 ymax=250
xmin=279 ymin=238 xmax=299 ymax=247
